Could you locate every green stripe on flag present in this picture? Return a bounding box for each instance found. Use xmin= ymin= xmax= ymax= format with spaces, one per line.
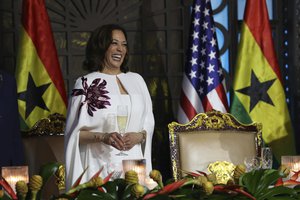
xmin=230 ymin=94 xmax=252 ymax=124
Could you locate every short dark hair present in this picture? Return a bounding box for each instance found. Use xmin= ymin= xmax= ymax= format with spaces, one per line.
xmin=83 ymin=24 xmax=129 ymax=72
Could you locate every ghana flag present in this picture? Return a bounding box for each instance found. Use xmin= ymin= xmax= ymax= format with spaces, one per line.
xmin=16 ymin=0 xmax=67 ymax=131
xmin=230 ymin=0 xmax=296 ymax=162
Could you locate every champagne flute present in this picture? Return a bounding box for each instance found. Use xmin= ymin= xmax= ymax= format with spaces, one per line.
xmin=116 ymin=105 xmax=128 ymax=156
xmin=106 ymin=113 xmax=116 ymax=132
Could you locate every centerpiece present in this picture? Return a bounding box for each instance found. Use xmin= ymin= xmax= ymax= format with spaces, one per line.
xmin=0 ymin=162 xmax=300 ymax=200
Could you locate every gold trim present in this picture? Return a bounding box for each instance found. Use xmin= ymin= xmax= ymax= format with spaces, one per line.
xmin=168 ymin=110 xmax=262 ymax=181
xmin=23 ymin=113 xmax=66 ymax=136
xmin=208 ymin=161 xmax=236 ymax=184
xmin=55 ymin=164 xmax=66 ymax=191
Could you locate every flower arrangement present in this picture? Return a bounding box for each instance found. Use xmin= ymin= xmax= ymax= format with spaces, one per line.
xmin=1 ymin=162 xmax=300 ymax=200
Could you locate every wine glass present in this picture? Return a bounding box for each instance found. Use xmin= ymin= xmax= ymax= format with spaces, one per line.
xmin=261 ymin=147 xmax=273 ymax=169
xmin=106 ymin=162 xmax=123 ymax=180
xmin=116 ymin=105 xmax=128 ymax=156
xmin=244 ymin=156 xmax=261 ymax=172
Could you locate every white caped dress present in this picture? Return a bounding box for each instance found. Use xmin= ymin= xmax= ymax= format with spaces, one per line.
xmin=64 ymin=72 xmax=154 ymax=189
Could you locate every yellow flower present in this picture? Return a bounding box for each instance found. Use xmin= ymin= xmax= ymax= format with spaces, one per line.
xmin=196 ymin=175 xmax=208 ymax=186
xmin=131 ymin=183 xmax=145 ymax=198
xmin=207 ymin=173 xmax=217 ymax=184
xmin=16 ymin=180 xmax=28 ymax=200
xmin=88 ymin=177 xmax=103 ymax=188
xmin=149 ymin=169 xmax=163 ymax=188
xmin=203 ymin=181 xmax=214 ymax=195
xmin=66 ymin=177 xmax=103 ymax=195
xmin=278 ymin=165 xmax=290 ymax=178
xmin=233 ymin=164 xmax=246 ymax=183
xmin=29 ymin=175 xmax=43 ymax=191
xmin=125 ymin=170 xmax=139 ymax=185
xmin=29 ymin=175 xmax=43 ymax=200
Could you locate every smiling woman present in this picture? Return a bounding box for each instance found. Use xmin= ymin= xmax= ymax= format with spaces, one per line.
xmin=102 ymin=30 xmax=128 ymax=74
xmin=64 ymin=24 xmax=155 ymax=190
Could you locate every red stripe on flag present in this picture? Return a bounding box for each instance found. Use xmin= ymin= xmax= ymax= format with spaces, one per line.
xmin=244 ymin=0 xmax=282 ymax=83
xmin=180 ymin=90 xmax=197 ymax=121
xmin=21 ymin=0 xmax=67 ymax=105
xmin=202 ymin=96 xmax=212 ymax=111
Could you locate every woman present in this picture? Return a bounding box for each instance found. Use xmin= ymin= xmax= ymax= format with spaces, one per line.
xmin=64 ymin=24 xmax=155 ymax=189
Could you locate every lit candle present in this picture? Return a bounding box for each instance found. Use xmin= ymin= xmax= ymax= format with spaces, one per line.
xmin=281 ymin=156 xmax=300 ymax=181
xmin=133 ymin=165 xmax=146 ymax=185
xmin=1 ymin=166 xmax=29 ymax=193
xmin=292 ymin=162 xmax=300 ymax=181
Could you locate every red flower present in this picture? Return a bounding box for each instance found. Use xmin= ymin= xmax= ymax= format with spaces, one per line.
xmin=275 ymin=170 xmax=300 ymax=187
xmin=143 ymin=179 xmax=187 ymax=200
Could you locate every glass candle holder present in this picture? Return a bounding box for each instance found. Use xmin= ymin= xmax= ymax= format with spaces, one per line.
xmin=1 ymin=166 xmax=29 ymax=193
xmin=261 ymin=147 xmax=273 ymax=169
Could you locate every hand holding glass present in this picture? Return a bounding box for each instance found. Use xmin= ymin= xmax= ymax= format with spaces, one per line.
xmin=116 ymin=105 xmax=128 ymax=156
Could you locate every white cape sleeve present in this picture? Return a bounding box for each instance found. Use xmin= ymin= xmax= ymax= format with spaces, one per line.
xmin=138 ymin=75 xmax=155 ymax=174
xmin=64 ymin=78 xmax=86 ymax=190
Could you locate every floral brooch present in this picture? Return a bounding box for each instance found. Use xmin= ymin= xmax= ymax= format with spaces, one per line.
xmin=72 ymin=77 xmax=111 ymax=116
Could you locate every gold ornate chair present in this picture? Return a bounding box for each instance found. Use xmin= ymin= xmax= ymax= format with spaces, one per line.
xmin=168 ymin=110 xmax=262 ymax=181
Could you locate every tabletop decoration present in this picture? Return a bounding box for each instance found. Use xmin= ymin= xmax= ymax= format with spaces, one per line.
xmin=207 ymin=161 xmax=236 ymax=184
xmin=0 ymin=162 xmax=300 ymax=200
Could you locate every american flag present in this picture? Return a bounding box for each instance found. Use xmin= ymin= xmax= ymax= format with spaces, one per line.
xmin=177 ymin=0 xmax=229 ymax=123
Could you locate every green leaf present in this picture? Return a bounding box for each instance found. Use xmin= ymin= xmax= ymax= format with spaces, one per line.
xmin=257 ymin=186 xmax=297 ymax=200
xmin=255 ymin=170 xmax=281 ymax=195
xmin=1 ymin=193 xmax=13 ymax=200
xmin=38 ymin=162 xmax=61 ymax=199
xmin=101 ymin=179 xmax=133 ymax=200
xmin=50 ymin=193 xmax=74 ymax=200
xmin=240 ymin=169 xmax=281 ymax=197
xmin=120 ymin=184 xmax=134 ymax=200
xmin=76 ymin=189 xmax=114 ymax=200
xmin=102 ymin=181 xmax=118 ymax=198
xmin=240 ymin=169 xmax=264 ymax=193
xmin=147 ymin=194 xmax=172 ymax=200
xmin=39 ymin=162 xmax=61 ymax=184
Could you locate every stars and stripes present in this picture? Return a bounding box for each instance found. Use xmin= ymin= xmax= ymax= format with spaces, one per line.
xmin=177 ymin=0 xmax=229 ymax=123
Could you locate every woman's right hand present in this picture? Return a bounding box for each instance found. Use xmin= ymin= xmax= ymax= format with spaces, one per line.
xmin=103 ymin=132 xmax=125 ymax=150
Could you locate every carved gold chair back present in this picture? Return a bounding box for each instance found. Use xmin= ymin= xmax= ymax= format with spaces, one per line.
xmin=168 ymin=110 xmax=262 ymax=181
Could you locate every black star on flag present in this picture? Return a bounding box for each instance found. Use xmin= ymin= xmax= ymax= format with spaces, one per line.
xmin=236 ymin=70 xmax=276 ymax=112
xmin=18 ymin=72 xmax=51 ymax=119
